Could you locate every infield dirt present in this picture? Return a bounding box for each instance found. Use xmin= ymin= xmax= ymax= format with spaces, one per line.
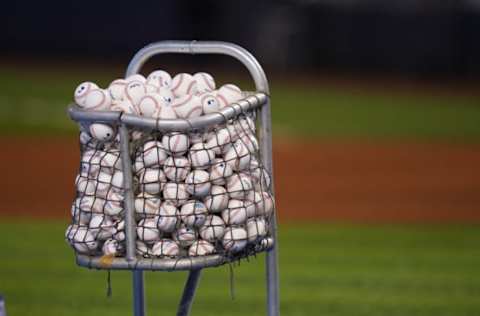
xmin=1 ymin=137 xmax=479 ymax=222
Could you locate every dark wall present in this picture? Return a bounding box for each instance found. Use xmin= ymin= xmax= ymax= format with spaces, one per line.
xmin=1 ymin=0 xmax=480 ymax=76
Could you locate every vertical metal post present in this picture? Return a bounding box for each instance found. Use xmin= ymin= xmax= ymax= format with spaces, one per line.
xmin=133 ymin=270 xmax=146 ymax=316
xmin=176 ymin=270 xmax=202 ymax=316
xmin=119 ymin=124 xmax=145 ymax=316
xmin=259 ymin=98 xmax=280 ymax=316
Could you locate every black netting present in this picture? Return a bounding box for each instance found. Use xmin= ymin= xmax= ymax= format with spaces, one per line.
xmin=67 ymin=102 xmax=275 ymax=266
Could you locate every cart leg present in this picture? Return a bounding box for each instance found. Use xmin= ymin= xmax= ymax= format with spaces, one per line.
xmin=266 ymin=217 xmax=280 ymax=316
xmin=177 ymin=269 xmax=202 ymax=316
xmin=133 ymin=270 xmax=145 ymax=316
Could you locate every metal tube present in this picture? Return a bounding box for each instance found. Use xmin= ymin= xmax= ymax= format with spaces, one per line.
xmin=120 ymin=125 xmax=145 ymax=316
xmin=68 ymin=93 xmax=268 ymax=132
xmin=133 ymin=270 xmax=145 ymax=316
xmin=176 ymin=270 xmax=202 ymax=316
xmin=125 ymin=41 xmax=269 ymax=93
xmin=119 ymin=124 xmax=137 ymax=261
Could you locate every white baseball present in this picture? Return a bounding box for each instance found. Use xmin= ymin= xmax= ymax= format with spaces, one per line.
xmin=162 ymin=183 xmax=190 ymax=206
xmin=203 ymin=185 xmax=229 ymax=213
xmin=84 ymin=89 xmax=112 ymax=111
xmin=89 ymin=214 xmax=116 ymax=240
xmin=137 ymin=93 xmax=166 ymax=117
xmin=171 ymin=94 xmax=203 ymax=119
xmin=102 ymin=238 xmax=119 ymax=256
xmin=89 ymin=123 xmax=116 ymax=142
xmin=110 ymin=99 xmax=138 ymax=114
xmin=136 ymin=240 xmax=150 ymax=257
xmin=157 ymin=202 xmax=178 ymax=233
xmin=66 ymin=225 xmax=98 ymax=254
xmin=185 ymin=170 xmax=211 ymax=197
xmin=97 ymin=150 xmax=122 ymax=170
xmin=209 ymin=158 xmax=233 ymax=185
xmin=134 ymin=192 xmax=161 ymax=217
xmin=163 ymin=156 xmax=191 ymax=181
xmin=171 ymin=73 xmax=198 ymax=97
xmin=246 ymin=191 xmax=265 ymax=216
xmin=261 ymin=191 xmax=275 ymax=216
xmin=158 ymin=87 xmax=174 ymax=104
xmin=103 ymin=196 xmax=124 ymax=216
xmin=108 ymin=79 xmax=127 ymax=101
xmin=199 ymin=92 xmax=220 ymax=114
xmin=193 ymin=72 xmax=216 ymax=93
xmin=226 ymin=173 xmax=253 ymax=199
xmin=71 ymin=202 xmax=91 ymax=225
xmin=246 ymin=217 xmax=267 ymax=243
xmin=180 ymin=200 xmax=208 ymax=228
xmin=154 ymin=104 xmax=177 ymax=119
xmin=126 ymin=74 xmax=147 ymax=83
xmin=224 ymin=140 xmax=251 ymax=171
xmin=137 ymin=217 xmax=161 ymax=242
xmin=124 ymin=80 xmax=147 ymax=105
xmin=221 ymin=199 xmax=253 ymax=225
xmin=238 ymin=133 xmax=259 ymax=154
xmin=222 ymin=227 xmax=247 ymax=253
xmin=138 ymin=168 xmax=166 ymax=194
xmin=162 ymin=132 xmax=190 ymax=156
xmin=147 ymin=70 xmax=172 ymax=88
xmin=173 ymin=226 xmax=197 ymax=248
xmin=74 ymin=81 xmax=99 ymax=107
xmin=199 ymin=215 xmax=225 ymax=242
xmin=141 ymin=140 xmax=168 ymax=167
xmin=205 ymin=128 xmax=232 ymax=155
xmin=188 ymin=240 xmax=215 ymax=256
xmin=75 ymin=175 xmax=96 ymax=195
xmin=216 ymin=84 xmax=243 ymax=108
xmin=188 ymin=143 xmax=215 ymax=169
xmin=151 ymin=239 xmax=180 ymax=257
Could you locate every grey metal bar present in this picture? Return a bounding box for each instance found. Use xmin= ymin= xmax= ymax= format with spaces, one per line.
xmin=133 ymin=270 xmax=145 ymax=316
xmin=119 ymin=124 xmax=137 ymax=262
xmin=119 ymin=124 xmax=145 ymax=316
xmin=125 ymin=41 xmax=269 ymax=94
xmin=76 ymin=254 xmax=227 ymax=271
xmin=176 ymin=270 xmax=202 ymax=316
xmin=68 ymin=93 xmax=268 ymax=132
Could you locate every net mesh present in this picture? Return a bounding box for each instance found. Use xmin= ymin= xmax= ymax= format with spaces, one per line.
xmin=66 ymin=107 xmax=275 ymax=266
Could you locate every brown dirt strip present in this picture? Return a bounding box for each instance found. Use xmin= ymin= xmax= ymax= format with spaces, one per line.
xmin=1 ymin=137 xmax=479 ymax=223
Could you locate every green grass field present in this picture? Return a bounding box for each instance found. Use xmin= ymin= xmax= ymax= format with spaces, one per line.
xmin=1 ymin=67 xmax=480 ymax=140
xmin=1 ymin=220 xmax=480 ymax=316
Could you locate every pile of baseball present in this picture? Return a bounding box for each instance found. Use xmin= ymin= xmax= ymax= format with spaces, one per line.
xmin=66 ymin=70 xmax=275 ymax=260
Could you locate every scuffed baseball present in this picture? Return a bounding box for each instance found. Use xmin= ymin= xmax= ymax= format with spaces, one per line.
xmin=108 ymin=79 xmax=127 ymax=101
xmin=162 ymin=132 xmax=190 ymax=156
xmin=246 ymin=217 xmax=267 ymax=243
xmin=134 ymin=192 xmax=161 ymax=217
xmin=188 ymin=240 xmax=215 ymax=256
xmin=89 ymin=214 xmax=116 ymax=240
xmin=163 ymin=156 xmax=191 ymax=181
xmin=173 ymin=226 xmax=197 ymax=248
xmin=124 ymin=80 xmax=147 ymax=105
xmin=137 ymin=217 xmax=161 ymax=242
xmin=89 ymin=123 xmax=116 ymax=142
xmin=162 ymin=182 xmax=190 ymax=206
xmin=199 ymin=92 xmax=220 ymax=114
xmin=224 ymin=140 xmax=252 ymax=171
xmin=180 ymin=200 xmax=208 ymax=228
xmin=147 ymin=70 xmax=172 ymax=88
xmin=226 ymin=173 xmax=253 ymax=199
xmin=141 ymin=140 xmax=168 ymax=167
xmin=138 ymin=168 xmax=167 ymax=195
xmin=203 ymin=185 xmax=229 ymax=213
xmin=188 ymin=143 xmax=215 ymax=170
xmin=222 ymin=227 xmax=247 ymax=253
xmin=157 ymin=202 xmax=178 ymax=233
xmin=199 ymin=215 xmax=225 ymax=242
xmin=209 ymin=158 xmax=233 ymax=185
xmin=151 ymin=239 xmax=180 ymax=257
xmin=74 ymin=82 xmax=99 ymax=107
xmin=185 ymin=170 xmax=211 ymax=197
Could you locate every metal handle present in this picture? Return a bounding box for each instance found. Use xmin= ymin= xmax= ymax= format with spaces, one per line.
xmin=125 ymin=40 xmax=270 ymax=94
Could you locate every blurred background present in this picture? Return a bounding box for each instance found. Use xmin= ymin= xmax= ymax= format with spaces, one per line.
xmin=1 ymin=1 xmax=480 ymax=315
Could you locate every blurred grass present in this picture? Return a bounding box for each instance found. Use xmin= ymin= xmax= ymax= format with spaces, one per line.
xmin=1 ymin=67 xmax=480 ymax=140
xmin=1 ymin=220 xmax=480 ymax=316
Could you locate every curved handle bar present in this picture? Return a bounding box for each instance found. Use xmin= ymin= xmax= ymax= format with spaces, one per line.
xmin=125 ymin=40 xmax=270 ymax=94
